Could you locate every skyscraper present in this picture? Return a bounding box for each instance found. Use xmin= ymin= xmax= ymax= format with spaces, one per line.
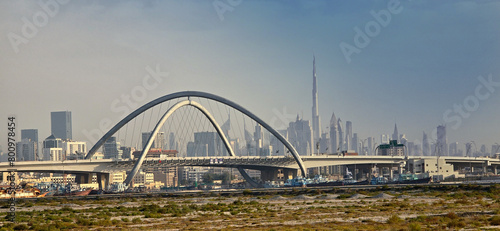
xmin=337 ymin=118 xmax=344 ymax=151
xmin=392 ymin=123 xmax=398 ymax=142
xmin=21 ymin=129 xmax=38 ymax=142
xmin=287 ymin=115 xmax=313 ymax=156
xmin=103 ymin=136 xmax=123 ymax=159
xmin=16 ymin=139 xmax=38 ymax=161
xmin=168 ymin=132 xmax=177 ymax=150
xmin=449 ymin=142 xmax=459 ymax=156
xmin=367 ymin=137 xmax=374 ymax=155
xmin=319 ymin=132 xmax=329 ymax=153
xmin=142 ymin=132 xmax=165 ymax=150
xmin=312 ymin=55 xmax=321 ymax=148
xmin=352 ymin=133 xmax=358 ymax=153
xmin=254 ymin=124 xmax=264 ymax=156
xmin=329 ymin=112 xmax=338 ymax=153
xmin=422 ymin=132 xmax=430 ymax=156
xmin=51 ymin=111 xmax=72 ymax=140
xmin=345 ymin=121 xmax=352 ymax=150
xmin=436 ymin=125 xmax=448 ymax=156
xmin=20 ymin=129 xmax=39 ymax=160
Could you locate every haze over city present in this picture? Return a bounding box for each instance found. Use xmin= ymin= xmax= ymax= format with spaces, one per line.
xmin=1 ymin=0 xmax=499 ymax=153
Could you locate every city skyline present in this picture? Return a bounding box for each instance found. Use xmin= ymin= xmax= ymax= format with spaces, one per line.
xmin=1 ymin=1 xmax=499 ymax=151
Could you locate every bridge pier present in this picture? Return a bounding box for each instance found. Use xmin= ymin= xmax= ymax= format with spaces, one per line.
xmin=260 ymin=169 xmax=297 ymax=182
xmin=282 ymin=169 xmax=297 ymax=180
xmin=97 ymin=173 xmax=110 ymax=191
xmin=261 ymin=169 xmax=279 ymax=182
xmin=75 ymin=173 xmax=92 ymax=185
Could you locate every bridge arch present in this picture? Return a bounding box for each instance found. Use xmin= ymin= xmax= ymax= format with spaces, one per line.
xmin=123 ymin=99 xmax=258 ymax=186
xmin=85 ymin=91 xmax=306 ymax=178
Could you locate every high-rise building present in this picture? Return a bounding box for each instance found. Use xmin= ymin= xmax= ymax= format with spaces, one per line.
xmin=449 ymin=142 xmax=459 ymax=156
xmin=399 ymin=134 xmax=407 ymax=146
xmin=254 ymin=124 xmax=264 ymax=149
xmin=16 ymin=139 xmax=38 ymax=161
xmin=392 ymin=124 xmax=399 ymax=142
xmin=311 ymin=55 xmax=321 ymax=148
xmin=142 ymin=132 xmax=165 ymax=150
xmin=42 ymin=135 xmax=63 ymax=161
xmin=19 ymin=129 xmax=39 ymax=161
xmin=329 ymin=112 xmax=338 ymax=153
xmin=337 ymin=118 xmax=344 ymax=151
xmin=243 ymin=123 xmax=255 ymax=156
xmin=21 ymin=129 xmax=38 ymax=142
xmin=345 ymin=121 xmax=352 ymax=150
xmin=187 ymin=132 xmax=221 ymax=157
xmin=221 ymin=114 xmax=231 ymax=138
xmin=320 ymin=132 xmax=329 ymax=153
xmin=352 ymin=133 xmax=358 ymax=153
xmin=407 ymin=141 xmax=415 ymax=156
xmin=380 ymin=134 xmax=389 ymax=144
xmin=436 ymin=125 xmax=448 ymax=156
xmin=480 ymin=144 xmax=487 ymax=156
xmin=287 ymin=115 xmax=313 ymax=156
xmin=422 ymin=132 xmax=430 ymax=156
xmin=270 ymin=130 xmax=287 ymax=156
xmin=103 ymin=136 xmax=123 ymax=159
xmin=51 ymin=111 xmax=72 ymax=140
xmin=168 ymin=132 xmax=177 ymax=151
xmin=367 ymin=137 xmax=374 ymax=155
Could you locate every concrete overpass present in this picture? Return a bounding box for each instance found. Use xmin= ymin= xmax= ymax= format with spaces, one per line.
xmin=3 ymin=155 xmax=500 ymax=188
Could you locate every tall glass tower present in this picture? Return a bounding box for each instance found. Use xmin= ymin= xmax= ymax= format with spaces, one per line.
xmin=312 ymin=55 xmax=321 ymax=149
xmin=51 ymin=111 xmax=72 ymax=140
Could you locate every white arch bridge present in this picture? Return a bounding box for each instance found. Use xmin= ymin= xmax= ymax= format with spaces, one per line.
xmin=3 ymin=91 xmax=309 ymax=188
xmin=4 ymin=91 xmax=500 ymax=189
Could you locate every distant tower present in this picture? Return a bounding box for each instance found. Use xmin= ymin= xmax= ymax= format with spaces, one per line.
xmin=51 ymin=111 xmax=72 ymax=140
xmin=337 ymin=118 xmax=344 ymax=151
xmin=436 ymin=125 xmax=448 ymax=156
xmin=21 ymin=129 xmax=38 ymax=142
xmin=422 ymin=132 xmax=430 ymax=156
xmin=312 ymin=55 xmax=321 ymax=148
xmin=352 ymin=133 xmax=359 ymax=153
xmin=329 ymin=113 xmax=338 ymax=153
xmin=345 ymin=121 xmax=352 ymax=150
xmin=392 ymin=123 xmax=398 ymax=142
xmin=367 ymin=137 xmax=374 ymax=155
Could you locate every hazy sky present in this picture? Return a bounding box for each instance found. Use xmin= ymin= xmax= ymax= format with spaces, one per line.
xmin=1 ymin=0 xmax=499 ymax=152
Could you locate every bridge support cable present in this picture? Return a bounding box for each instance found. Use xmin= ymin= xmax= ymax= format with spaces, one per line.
xmin=123 ymin=100 xmax=260 ymax=187
xmin=86 ymin=91 xmax=306 ymax=178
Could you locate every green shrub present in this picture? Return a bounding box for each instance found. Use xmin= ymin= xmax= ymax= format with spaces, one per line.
xmin=490 ymin=216 xmax=500 ymax=226
xmin=408 ymin=222 xmax=421 ymax=231
xmin=386 ymin=215 xmax=403 ymax=224
xmin=132 ymin=217 xmax=141 ymax=224
xmin=13 ymin=224 xmax=29 ymax=230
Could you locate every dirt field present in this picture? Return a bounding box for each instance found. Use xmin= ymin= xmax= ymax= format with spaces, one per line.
xmin=1 ymin=184 xmax=500 ymax=230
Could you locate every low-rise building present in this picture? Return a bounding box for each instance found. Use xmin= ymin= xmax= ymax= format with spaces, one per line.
xmin=408 ymin=158 xmax=464 ymax=181
xmin=378 ymin=140 xmax=405 ymax=156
